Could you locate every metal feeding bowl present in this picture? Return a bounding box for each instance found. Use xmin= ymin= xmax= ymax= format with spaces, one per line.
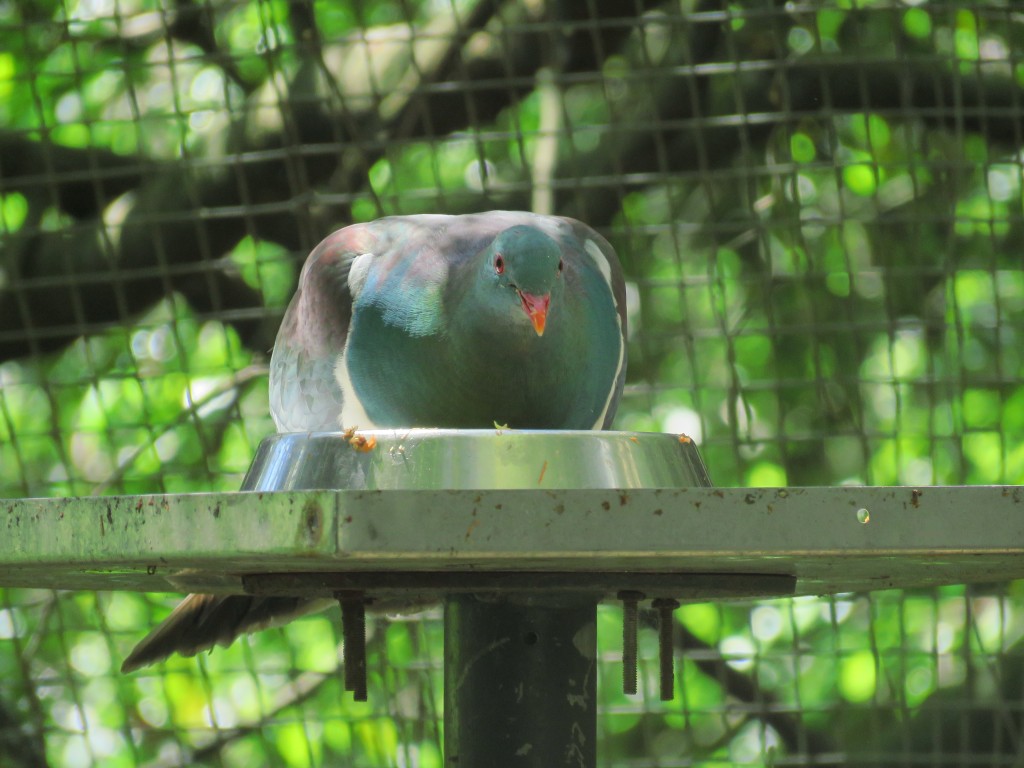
xmin=241 ymin=429 xmax=711 ymax=491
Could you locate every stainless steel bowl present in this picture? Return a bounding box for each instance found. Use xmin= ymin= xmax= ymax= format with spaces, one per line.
xmin=241 ymin=430 xmax=711 ymax=491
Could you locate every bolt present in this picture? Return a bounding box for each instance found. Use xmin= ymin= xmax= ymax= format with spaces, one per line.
xmin=337 ymin=591 xmax=369 ymax=701
xmin=653 ymin=598 xmax=680 ymax=701
xmin=618 ymin=591 xmax=643 ymax=695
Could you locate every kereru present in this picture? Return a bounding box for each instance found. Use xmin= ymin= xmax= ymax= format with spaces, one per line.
xmin=270 ymin=210 xmax=627 ymax=431
xmin=121 ymin=211 xmax=627 ymax=673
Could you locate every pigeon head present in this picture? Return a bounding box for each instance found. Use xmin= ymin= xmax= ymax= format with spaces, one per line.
xmin=484 ymin=225 xmax=564 ymax=336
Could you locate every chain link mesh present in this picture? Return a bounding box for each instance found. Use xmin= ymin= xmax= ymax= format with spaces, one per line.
xmin=2 ymin=1 xmax=1023 ymax=765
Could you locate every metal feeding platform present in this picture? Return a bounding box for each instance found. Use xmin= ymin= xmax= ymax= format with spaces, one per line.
xmin=3 ymin=430 xmax=1024 ymax=767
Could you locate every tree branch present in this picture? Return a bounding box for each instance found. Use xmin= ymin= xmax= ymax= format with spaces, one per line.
xmin=0 ymin=696 xmax=48 ymax=768
xmin=556 ymin=40 xmax=1024 ymax=225
xmin=677 ymin=624 xmax=837 ymax=757
xmin=0 ymin=132 xmax=146 ymax=219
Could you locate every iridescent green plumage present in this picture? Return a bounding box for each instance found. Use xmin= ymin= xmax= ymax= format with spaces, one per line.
xmin=271 ymin=210 xmax=627 ymax=431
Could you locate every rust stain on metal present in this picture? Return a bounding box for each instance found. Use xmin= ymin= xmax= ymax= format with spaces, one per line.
xmin=465 ymin=518 xmax=481 ymax=539
xmin=601 ymin=500 xmax=611 ymax=511
xmin=538 ymin=460 xmax=548 ymax=485
xmin=911 ymin=489 xmax=922 ymax=508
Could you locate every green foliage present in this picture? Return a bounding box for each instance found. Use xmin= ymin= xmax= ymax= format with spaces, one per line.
xmin=2 ymin=1 xmax=1024 ymax=766
xmin=0 ymin=296 xmax=273 ymax=496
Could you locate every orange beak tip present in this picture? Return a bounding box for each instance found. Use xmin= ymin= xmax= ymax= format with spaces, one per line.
xmin=518 ymin=291 xmax=550 ymax=337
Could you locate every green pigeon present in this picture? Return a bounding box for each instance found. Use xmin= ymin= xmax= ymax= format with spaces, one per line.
xmin=121 ymin=211 xmax=627 ymax=672
xmin=270 ymin=210 xmax=627 ymax=431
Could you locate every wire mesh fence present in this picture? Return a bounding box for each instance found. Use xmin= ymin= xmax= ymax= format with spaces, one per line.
xmin=2 ymin=0 xmax=1023 ymax=765
xmin=4 ymin=586 xmax=1024 ymax=767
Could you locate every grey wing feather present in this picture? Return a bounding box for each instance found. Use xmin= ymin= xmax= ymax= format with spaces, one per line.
xmin=269 ymin=312 xmax=346 ymax=432
xmin=270 ymin=226 xmax=374 ymax=432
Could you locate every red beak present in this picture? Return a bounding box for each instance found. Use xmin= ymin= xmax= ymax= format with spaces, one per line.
xmin=518 ymin=291 xmax=550 ymax=336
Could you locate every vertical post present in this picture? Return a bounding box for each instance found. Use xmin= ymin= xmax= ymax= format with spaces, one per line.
xmin=444 ymin=594 xmax=598 ymax=768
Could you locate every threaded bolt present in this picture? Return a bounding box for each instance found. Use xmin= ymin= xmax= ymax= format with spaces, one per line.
xmin=619 ymin=591 xmax=643 ymax=695
xmin=653 ymin=598 xmax=680 ymax=701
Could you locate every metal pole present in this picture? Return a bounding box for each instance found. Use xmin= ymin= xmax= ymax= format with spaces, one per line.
xmin=444 ymin=594 xmax=598 ymax=768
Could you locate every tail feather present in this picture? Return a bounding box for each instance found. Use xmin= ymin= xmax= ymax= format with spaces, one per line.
xmin=121 ymin=594 xmax=331 ymax=673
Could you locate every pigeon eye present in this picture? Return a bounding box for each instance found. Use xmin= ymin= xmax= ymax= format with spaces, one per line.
xmin=494 ymin=255 xmax=505 ymax=274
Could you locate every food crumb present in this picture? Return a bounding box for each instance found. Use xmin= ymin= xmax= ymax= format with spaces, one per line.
xmin=349 ymin=434 xmax=377 ymax=452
